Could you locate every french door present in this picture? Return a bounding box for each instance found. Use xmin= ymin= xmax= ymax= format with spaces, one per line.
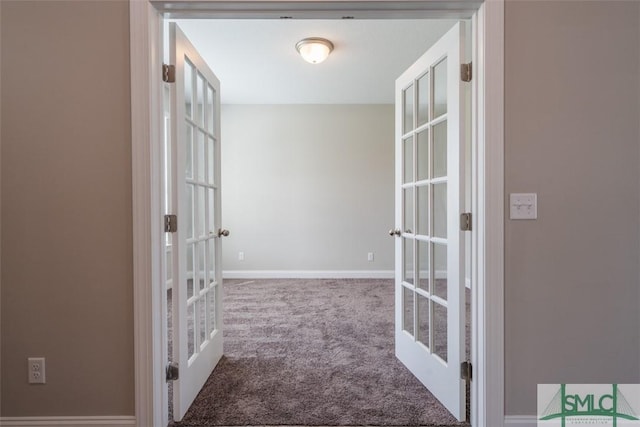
xmin=169 ymin=23 xmax=224 ymax=422
xmin=393 ymin=22 xmax=467 ymax=421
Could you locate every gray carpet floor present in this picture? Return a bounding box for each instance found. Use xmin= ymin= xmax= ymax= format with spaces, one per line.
xmin=170 ymin=278 xmax=470 ymax=426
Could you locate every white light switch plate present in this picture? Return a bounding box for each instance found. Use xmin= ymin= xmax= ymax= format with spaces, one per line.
xmin=510 ymin=193 xmax=537 ymax=220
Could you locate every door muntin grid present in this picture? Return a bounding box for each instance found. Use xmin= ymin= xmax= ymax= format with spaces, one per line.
xmin=183 ymin=57 xmax=220 ymax=364
xmin=171 ymin=23 xmax=225 ymax=422
xmin=400 ymin=55 xmax=450 ymax=364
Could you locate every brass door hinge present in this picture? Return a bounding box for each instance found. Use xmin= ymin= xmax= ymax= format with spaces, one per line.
xmin=166 ymin=362 xmax=179 ymax=382
xmin=461 ymin=63 xmax=472 ymax=82
xmin=164 ymin=214 xmax=177 ymax=233
xmin=461 ymin=360 xmax=472 ymax=381
xmin=162 ymin=64 xmax=176 ymax=83
xmin=460 ymin=213 xmax=472 ymax=231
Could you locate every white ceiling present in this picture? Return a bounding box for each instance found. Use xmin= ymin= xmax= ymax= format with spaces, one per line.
xmin=171 ymin=19 xmax=459 ymax=104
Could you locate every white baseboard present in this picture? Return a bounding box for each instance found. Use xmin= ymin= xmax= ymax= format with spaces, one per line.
xmin=222 ymin=270 xmax=394 ymax=279
xmin=504 ymin=415 xmax=537 ymax=427
xmin=222 ymin=270 xmax=469 ymax=283
xmin=0 ymin=416 xmax=136 ymax=427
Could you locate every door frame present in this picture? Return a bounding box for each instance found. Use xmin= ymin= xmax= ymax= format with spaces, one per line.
xmin=129 ymin=1 xmax=504 ymax=426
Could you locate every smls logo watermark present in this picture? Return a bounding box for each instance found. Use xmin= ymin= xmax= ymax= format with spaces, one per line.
xmin=538 ymin=384 xmax=640 ymax=426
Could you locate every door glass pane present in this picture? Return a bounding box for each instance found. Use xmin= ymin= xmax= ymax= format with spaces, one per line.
xmin=402 ymin=286 xmax=414 ymax=336
xmin=403 ymin=137 xmax=413 ymax=184
xmin=433 ymin=183 xmax=447 ymax=238
xmin=197 ymin=186 xmax=205 ymax=237
xmin=196 ymin=73 xmax=205 ymax=127
xmin=207 ymin=137 xmax=215 ymax=184
xmin=197 ymin=131 xmax=205 ymax=182
xmin=403 ymin=187 xmax=414 ymax=234
xmin=433 ymin=57 xmax=448 ymax=118
xmin=403 ymin=84 xmax=414 ymax=134
xmin=186 ymin=184 xmax=194 ymax=239
xmin=207 ymin=287 xmax=216 ymax=334
xmin=207 ymin=85 xmax=215 ymax=134
xmin=187 ymin=302 xmax=195 ymax=358
xmin=199 ymin=299 xmax=206 ymax=346
xmin=433 ymin=302 xmax=447 ymax=362
xmin=207 ymin=188 xmax=215 ymax=235
xmin=197 ymin=241 xmax=205 ymax=292
xmin=184 ymin=59 xmax=194 ymax=120
xmin=417 ymin=129 xmax=429 ymax=181
xmin=417 ymin=71 xmax=429 ymax=127
xmin=433 ymin=121 xmax=447 ymax=178
xmin=186 ymin=243 xmax=194 ymax=299
xmin=403 ymin=238 xmax=414 ymax=286
xmin=433 ymin=243 xmax=447 ymax=300
xmin=417 ymin=240 xmax=430 ymax=291
xmin=417 ymin=294 xmax=430 ymax=348
xmin=204 ymin=240 xmax=211 ymax=288
xmin=185 ymin=125 xmax=193 ymax=179
xmin=208 ymin=239 xmax=216 ymax=286
xmin=417 ymin=185 xmax=429 ymax=235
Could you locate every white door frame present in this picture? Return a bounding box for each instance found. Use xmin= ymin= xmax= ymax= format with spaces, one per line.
xmin=129 ymin=1 xmax=504 ymax=426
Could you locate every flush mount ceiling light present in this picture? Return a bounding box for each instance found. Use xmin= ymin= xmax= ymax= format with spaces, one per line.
xmin=295 ymin=38 xmax=334 ymax=64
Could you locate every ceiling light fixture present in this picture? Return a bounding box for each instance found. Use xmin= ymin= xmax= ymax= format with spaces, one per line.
xmin=295 ymin=38 xmax=334 ymax=64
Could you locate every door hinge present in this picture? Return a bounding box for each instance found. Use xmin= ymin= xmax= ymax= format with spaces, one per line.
xmin=166 ymin=362 xmax=179 ymax=382
xmin=460 ymin=212 xmax=472 ymax=231
xmin=461 ymin=360 xmax=472 ymax=381
xmin=164 ymin=214 xmax=177 ymax=233
xmin=461 ymin=62 xmax=472 ymax=82
xmin=162 ymin=64 xmax=176 ymax=83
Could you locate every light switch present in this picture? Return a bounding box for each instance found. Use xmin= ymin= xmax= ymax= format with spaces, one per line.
xmin=510 ymin=193 xmax=537 ymax=220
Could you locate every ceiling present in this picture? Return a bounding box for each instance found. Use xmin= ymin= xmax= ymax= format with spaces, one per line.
xmin=171 ymin=19 xmax=459 ymax=104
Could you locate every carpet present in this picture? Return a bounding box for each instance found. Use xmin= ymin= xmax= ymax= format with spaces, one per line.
xmin=170 ymin=279 xmax=470 ymax=426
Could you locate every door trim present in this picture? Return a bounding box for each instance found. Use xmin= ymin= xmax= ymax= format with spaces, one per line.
xmin=129 ymin=2 xmax=504 ymax=426
xmin=130 ymin=2 xmax=165 ymax=427
xmin=473 ymin=2 xmax=505 ymax=426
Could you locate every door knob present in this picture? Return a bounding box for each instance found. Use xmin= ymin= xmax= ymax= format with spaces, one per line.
xmin=388 ymin=228 xmax=401 ymax=237
xmin=217 ymin=229 xmax=230 ymax=237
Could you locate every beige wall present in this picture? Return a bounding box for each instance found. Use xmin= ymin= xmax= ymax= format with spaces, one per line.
xmin=505 ymin=0 xmax=640 ymax=415
xmin=220 ymin=104 xmax=395 ymax=273
xmin=0 ymin=0 xmax=134 ymax=416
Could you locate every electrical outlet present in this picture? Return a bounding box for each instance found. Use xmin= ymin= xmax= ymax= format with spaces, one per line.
xmin=367 ymin=252 xmax=374 ymax=262
xmin=28 ymin=357 xmax=46 ymax=384
xmin=238 ymin=251 xmax=244 ymax=261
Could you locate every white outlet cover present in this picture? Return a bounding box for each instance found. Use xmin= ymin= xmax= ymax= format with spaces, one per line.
xmin=28 ymin=357 xmax=46 ymax=384
xmin=510 ymin=193 xmax=537 ymax=220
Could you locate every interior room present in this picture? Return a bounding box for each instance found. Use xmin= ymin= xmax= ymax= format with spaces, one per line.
xmin=163 ymin=17 xmax=472 ymax=426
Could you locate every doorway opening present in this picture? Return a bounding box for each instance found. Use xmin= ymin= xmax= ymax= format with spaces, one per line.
xmin=162 ymin=17 xmax=473 ymax=426
xmin=129 ymin=1 xmax=506 ymax=426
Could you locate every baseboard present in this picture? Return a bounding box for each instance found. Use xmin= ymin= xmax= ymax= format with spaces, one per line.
xmin=222 ymin=270 xmax=394 ymax=279
xmin=0 ymin=416 xmax=136 ymax=427
xmin=504 ymin=415 xmax=537 ymax=427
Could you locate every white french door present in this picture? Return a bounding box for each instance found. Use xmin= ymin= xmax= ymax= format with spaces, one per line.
xmin=394 ymin=22 xmax=467 ymax=421
xmin=170 ymin=23 xmax=224 ymax=422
